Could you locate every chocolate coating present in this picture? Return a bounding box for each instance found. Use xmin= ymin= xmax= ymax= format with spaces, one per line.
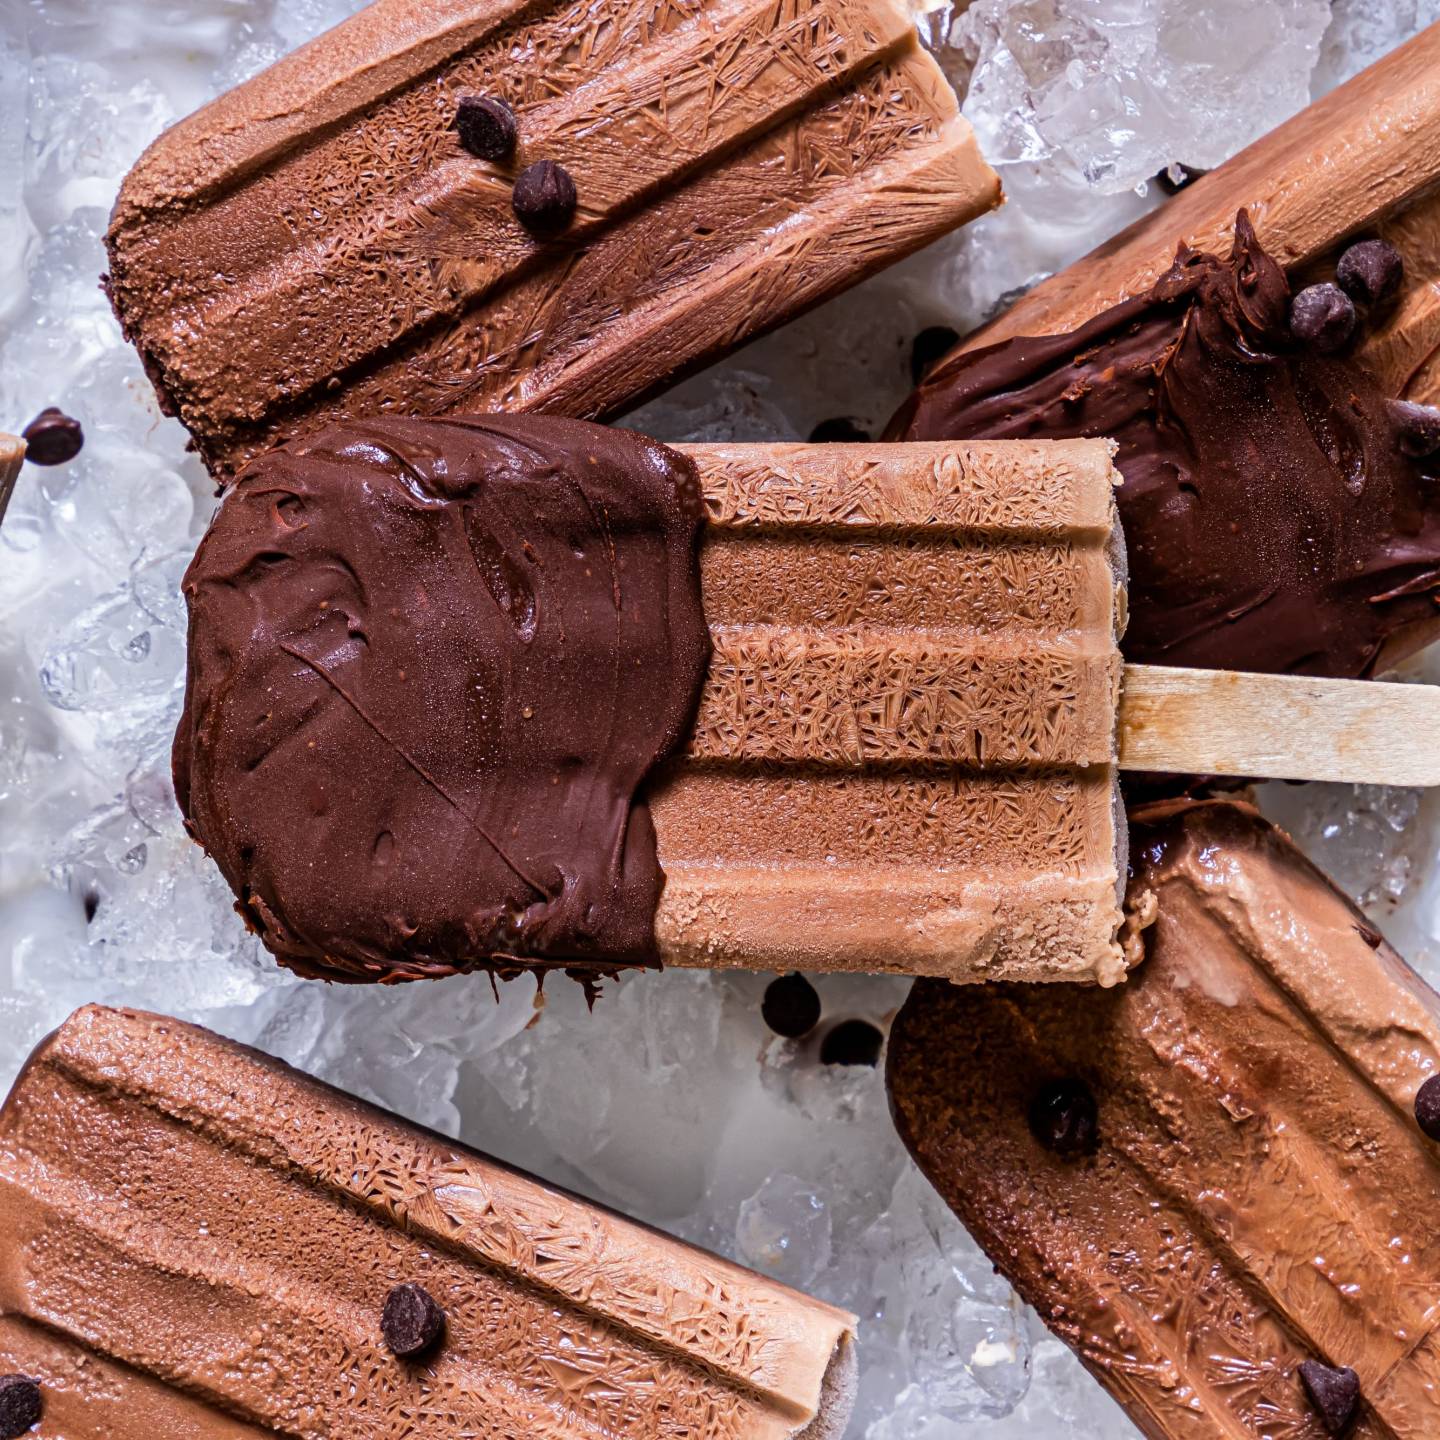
xmin=889 ymin=212 xmax=1440 ymax=678
xmin=175 ymin=415 xmax=709 ymax=983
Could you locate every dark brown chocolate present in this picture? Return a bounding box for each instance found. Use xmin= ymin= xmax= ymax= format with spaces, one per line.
xmin=174 ymin=415 xmax=709 ymax=984
xmin=889 ymin=213 xmax=1440 ymax=679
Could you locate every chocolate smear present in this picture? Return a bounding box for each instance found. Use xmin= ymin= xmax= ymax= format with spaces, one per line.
xmin=455 ymin=94 xmax=517 ymax=162
xmin=174 ymin=415 xmax=709 ymax=985
xmin=21 ymin=408 xmax=83 ymax=466
xmin=1298 ymin=1360 xmax=1360 ymax=1435
xmin=889 ymin=210 xmax=1440 ymax=679
xmin=762 ymin=973 xmax=821 ymax=1039
xmin=512 ymin=160 xmax=576 ymax=232
xmin=381 ymin=1283 xmax=446 ymax=1357
xmin=0 ymin=1376 xmax=41 ymax=1440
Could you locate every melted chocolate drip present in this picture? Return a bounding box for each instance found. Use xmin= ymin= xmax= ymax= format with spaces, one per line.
xmin=889 ymin=212 xmax=1440 ymax=678
xmin=175 ymin=415 xmax=709 ymax=984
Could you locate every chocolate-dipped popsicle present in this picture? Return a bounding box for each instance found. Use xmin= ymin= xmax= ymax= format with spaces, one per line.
xmin=179 ymin=421 xmax=1135 ymax=985
xmin=891 ymin=20 xmax=1440 ymax=681
xmin=0 ymin=1005 xmax=858 ymax=1439
xmin=104 ymin=0 xmax=1000 ymax=481
xmin=890 ymin=213 xmax=1440 ymax=679
xmin=888 ymin=799 xmax=1440 ymax=1438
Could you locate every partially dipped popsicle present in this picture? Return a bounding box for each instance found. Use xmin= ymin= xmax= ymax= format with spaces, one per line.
xmin=175 ymin=419 xmax=1440 ymax=988
xmin=0 ymin=1004 xmax=858 ymax=1440
xmin=105 ymin=0 xmax=1000 ymax=481
xmin=891 ymin=22 xmax=1440 ymax=681
xmin=888 ymin=799 xmax=1440 ymax=1438
xmin=175 ymin=420 xmax=1134 ymax=987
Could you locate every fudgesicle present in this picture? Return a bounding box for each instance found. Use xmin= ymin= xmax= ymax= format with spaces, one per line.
xmin=104 ymin=0 xmax=1000 ymax=480
xmin=888 ymin=800 xmax=1440 ymax=1438
xmin=0 ymin=1005 xmax=858 ymax=1440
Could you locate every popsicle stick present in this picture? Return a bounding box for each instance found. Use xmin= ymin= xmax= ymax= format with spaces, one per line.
xmin=1119 ymin=664 xmax=1440 ymax=785
xmin=0 ymin=433 xmax=22 ymax=527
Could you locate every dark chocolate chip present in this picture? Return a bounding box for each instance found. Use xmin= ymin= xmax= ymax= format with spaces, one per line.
xmin=1298 ymin=1360 xmax=1360 ymax=1435
xmin=762 ymin=973 xmax=821 ymax=1039
xmin=1386 ymin=399 xmax=1440 ymax=458
xmin=1154 ymin=162 xmax=1209 ymax=195
xmin=381 ymin=1282 xmax=446 ymax=1357
xmin=807 ymin=417 xmax=870 ymax=444
xmin=1336 ymin=239 xmax=1403 ymax=308
xmin=910 ymin=325 xmax=960 ymax=384
xmin=0 ymin=1375 xmax=41 ymax=1440
xmin=1352 ymin=920 xmax=1382 ymax=949
xmin=1415 ymin=1074 xmax=1440 ymax=1140
xmin=512 ymin=160 xmax=577 ymax=233
xmin=819 ymin=1018 xmax=883 ymax=1067
xmin=1028 ymin=1077 xmax=1098 ymax=1157
xmin=455 ymin=94 xmax=517 ymax=162
xmin=21 ymin=408 xmax=84 ymax=466
xmin=1288 ymin=283 xmax=1357 ymax=353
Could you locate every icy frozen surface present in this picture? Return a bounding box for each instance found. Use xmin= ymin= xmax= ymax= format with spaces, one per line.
xmin=1 ymin=1 xmax=1437 ymax=1436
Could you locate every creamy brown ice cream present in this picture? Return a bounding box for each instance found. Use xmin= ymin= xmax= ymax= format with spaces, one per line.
xmin=104 ymin=0 xmax=1000 ymax=480
xmin=888 ymin=799 xmax=1440 ymax=1439
xmin=0 ymin=1005 xmax=858 ymax=1440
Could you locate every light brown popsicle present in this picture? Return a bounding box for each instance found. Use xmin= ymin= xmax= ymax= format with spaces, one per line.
xmin=655 ymin=438 xmax=1133 ymax=985
xmin=0 ymin=1005 xmax=858 ymax=1440
xmin=105 ymin=0 xmax=1000 ymax=480
xmin=950 ymin=21 xmax=1440 ymax=405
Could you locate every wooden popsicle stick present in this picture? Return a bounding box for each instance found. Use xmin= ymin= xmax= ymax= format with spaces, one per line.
xmin=1119 ymin=664 xmax=1440 ymax=785
xmin=0 ymin=433 xmax=23 ymax=528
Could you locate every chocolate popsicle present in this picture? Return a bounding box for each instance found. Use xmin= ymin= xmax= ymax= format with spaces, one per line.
xmin=177 ymin=419 xmax=1134 ymax=987
xmin=891 ymin=21 xmax=1440 ymax=680
xmin=105 ymin=0 xmax=1000 ymax=481
xmin=0 ymin=1004 xmax=858 ymax=1440
xmin=888 ymin=799 xmax=1440 ymax=1439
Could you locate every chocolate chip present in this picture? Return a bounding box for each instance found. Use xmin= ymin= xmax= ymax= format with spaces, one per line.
xmin=1336 ymin=239 xmax=1403 ymax=308
xmin=1298 ymin=1360 xmax=1360 ymax=1435
xmin=1028 ymin=1077 xmax=1098 ymax=1157
xmin=910 ymin=325 xmax=960 ymax=384
xmin=1154 ymin=162 xmax=1209 ymax=195
xmin=455 ymin=94 xmax=517 ymax=162
xmin=762 ymin=973 xmax=821 ymax=1038
xmin=1386 ymin=399 xmax=1440 ymax=458
xmin=1352 ymin=920 xmax=1382 ymax=949
xmin=1289 ymin=283 xmax=1357 ymax=353
xmin=1414 ymin=1074 xmax=1440 ymax=1140
xmin=21 ymin=408 xmax=84 ymax=466
xmin=807 ymin=417 xmax=870 ymax=443
xmin=381 ymin=1282 xmax=446 ymax=1357
xmin=0 ymin=1375 xmax=41 ymax=1440
xmin=819 ymin=1019 xmax=883 ymax=1066
xmin=512 ymin=160 xmax=576 ymax=233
